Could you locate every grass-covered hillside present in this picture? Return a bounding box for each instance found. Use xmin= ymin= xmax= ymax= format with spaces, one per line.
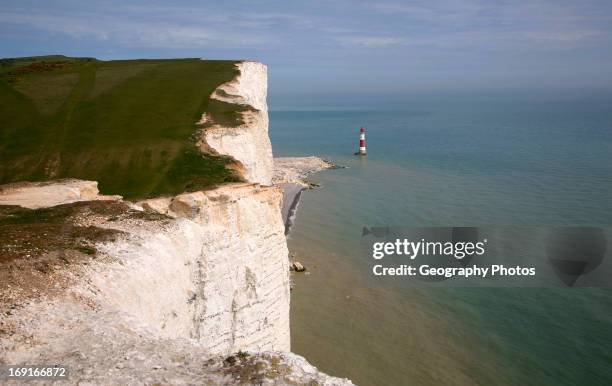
xmin=0 ymin=55 xmax=247 ymax=199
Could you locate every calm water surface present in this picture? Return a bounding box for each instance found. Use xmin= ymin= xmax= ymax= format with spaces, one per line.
xmin=269 ymin=95 xmax=612 ymax=386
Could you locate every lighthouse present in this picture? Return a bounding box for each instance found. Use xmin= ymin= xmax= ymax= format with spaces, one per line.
xmin=357 ymin=127 xmax=367 ymax=155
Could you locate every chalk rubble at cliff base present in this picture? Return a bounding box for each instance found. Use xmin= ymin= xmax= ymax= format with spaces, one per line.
xmin=273 ymin=156 xmax=335 ymax=231
xmin=2 ymin=299 xmax=351 ymax=385
xmin=273 ymin=156 xmax=335 ymax=187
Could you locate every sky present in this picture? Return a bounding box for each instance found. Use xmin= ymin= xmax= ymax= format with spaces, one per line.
xmin=2 ymin=0 xmax=612 ymax=98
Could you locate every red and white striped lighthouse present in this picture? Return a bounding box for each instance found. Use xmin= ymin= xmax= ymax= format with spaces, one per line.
xmin=358 ymin=127 xmax=367 ymax=155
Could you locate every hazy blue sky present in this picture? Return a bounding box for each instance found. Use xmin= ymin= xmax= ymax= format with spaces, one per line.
xmin=2 ymin=0 xmax=612 ymax=96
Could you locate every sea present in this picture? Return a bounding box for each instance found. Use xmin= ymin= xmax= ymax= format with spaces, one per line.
xmin=268 ymin=91 xmax=612 ymax=386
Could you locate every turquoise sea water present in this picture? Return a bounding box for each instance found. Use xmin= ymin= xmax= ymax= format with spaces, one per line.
xmin=269 ymin=94 xmax=612 ymax=386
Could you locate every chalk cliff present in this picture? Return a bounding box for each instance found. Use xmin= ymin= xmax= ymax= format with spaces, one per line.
xmin=200 ymin=61 xmax=274 ymax=185
xmin=113 ymin=183 xmax=290 ymax=354
xmin=0 ymin=61 xmax=352 ymax=385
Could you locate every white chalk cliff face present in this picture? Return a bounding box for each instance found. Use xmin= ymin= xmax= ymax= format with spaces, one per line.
xmin=104 ymin=184 xmax=291 ymax=354
xmin=202 ymin=61 xmax=274 ymax=186
xmin=0 ymin=61 xmax=353 ymax=384
xmin=1 ymin=183 xmax=353 ymax=384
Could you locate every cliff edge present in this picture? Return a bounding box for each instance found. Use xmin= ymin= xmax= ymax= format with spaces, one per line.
xmin=198 ymin=61 xmax=274 ymax=185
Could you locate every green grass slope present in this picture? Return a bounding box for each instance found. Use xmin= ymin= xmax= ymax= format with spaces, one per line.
xmin=0 ymin=56 xmax=246 ymax=199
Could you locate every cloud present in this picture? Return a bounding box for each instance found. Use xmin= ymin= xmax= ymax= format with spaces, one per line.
xmin=368 ymin=0 xmax=486 ymax=22
xmin=4 ymin=0 xmax=608 ymax=54
xmin=0 ymin=7 xmax=269 ymax=49
xmin=1 ymin=0 xmax=611 ymax=93
xmin=335 ymin=36 xmax=406 ymax=48
xmin=361 ymin=0 xmax=612 ymax=51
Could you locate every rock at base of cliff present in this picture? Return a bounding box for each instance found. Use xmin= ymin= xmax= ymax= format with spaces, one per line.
xmin=292 ymin=261 xmax=306 ymax=272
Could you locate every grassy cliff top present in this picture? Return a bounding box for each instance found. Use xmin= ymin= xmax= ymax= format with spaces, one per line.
xmin=0 ymin=56 xmax=247 ymax=199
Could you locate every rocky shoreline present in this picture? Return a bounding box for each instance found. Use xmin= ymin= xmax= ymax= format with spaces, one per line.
xmin=273 ymin=156 xmax=335 ymax=234
xmin=273 ymin=156 xmax=336 ymax=187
